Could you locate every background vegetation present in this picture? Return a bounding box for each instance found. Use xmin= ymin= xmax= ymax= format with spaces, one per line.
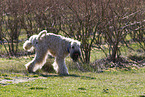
xmin=0 ymin=0 xmax=145 ymax=71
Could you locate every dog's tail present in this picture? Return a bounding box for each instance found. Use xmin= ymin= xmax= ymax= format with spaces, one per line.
xmin=23 ymin=40 xmax=34 ymax=52
xmin=23 ymin=30 xmax=47 ymax=52
xmin=38 ymin=30 xmax=47 ymax=40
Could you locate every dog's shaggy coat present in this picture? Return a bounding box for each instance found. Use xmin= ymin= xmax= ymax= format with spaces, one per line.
xmin=23 ymin=30 xmax=81 ymax=75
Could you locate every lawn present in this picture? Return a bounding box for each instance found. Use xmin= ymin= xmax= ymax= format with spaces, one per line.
xmin=0 ymin=58 xmax=145 ymax=97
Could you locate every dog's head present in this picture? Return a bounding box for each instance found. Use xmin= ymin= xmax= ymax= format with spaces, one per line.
xmin=69 ymin=41 xmax=81 ymax=62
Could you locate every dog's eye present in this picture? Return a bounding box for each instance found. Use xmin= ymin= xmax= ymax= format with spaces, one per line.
xmin=72 ymin=46 xmax=74 ymax=49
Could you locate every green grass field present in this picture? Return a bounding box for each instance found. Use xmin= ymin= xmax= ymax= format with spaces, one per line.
xmin=0 ymin=57 xmax=145 ymax=97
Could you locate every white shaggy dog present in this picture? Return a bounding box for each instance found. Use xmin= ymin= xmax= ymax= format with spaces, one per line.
xmin=23 ymin=30 xmax=81 ymax=75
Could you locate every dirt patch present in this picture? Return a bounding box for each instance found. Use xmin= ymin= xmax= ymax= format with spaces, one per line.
xmin=0 ymin=76 xmax=46 ymax=86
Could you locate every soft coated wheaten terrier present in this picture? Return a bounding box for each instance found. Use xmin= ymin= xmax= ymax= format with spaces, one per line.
xmin=23 ymin=30 xmax=81 ymax=75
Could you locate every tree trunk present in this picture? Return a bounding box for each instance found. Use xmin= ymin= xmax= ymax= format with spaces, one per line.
xmin=111 ymin=42 xmax=118 ymax=63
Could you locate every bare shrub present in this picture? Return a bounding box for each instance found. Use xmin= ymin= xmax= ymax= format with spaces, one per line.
xmin=0 ymin=0 xmax=144 ymax=65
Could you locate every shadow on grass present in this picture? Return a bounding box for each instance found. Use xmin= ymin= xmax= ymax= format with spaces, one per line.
xmin=40 ymin=73 xmax=96 ymax=80
xmin=30 ymin=87 xmax=48 ymax=90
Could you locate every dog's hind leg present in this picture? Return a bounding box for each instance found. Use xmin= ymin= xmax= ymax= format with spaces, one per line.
xmin=52 ymin=57 xmax=69 ymax=75
xmin=26 ymin=48 xmax=48 ymax=73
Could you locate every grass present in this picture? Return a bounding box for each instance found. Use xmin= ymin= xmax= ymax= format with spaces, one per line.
xmin=0 ymin=57 xmax=30 ymax=73
xmin=0 ymin=57 xmax=145 ymax=96
xmin=0 ymin=70 xmax=145 ymax=96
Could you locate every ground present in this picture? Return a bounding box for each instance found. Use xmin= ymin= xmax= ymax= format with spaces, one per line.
xmin=0 ymin=57 xmax=145 ymax=96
